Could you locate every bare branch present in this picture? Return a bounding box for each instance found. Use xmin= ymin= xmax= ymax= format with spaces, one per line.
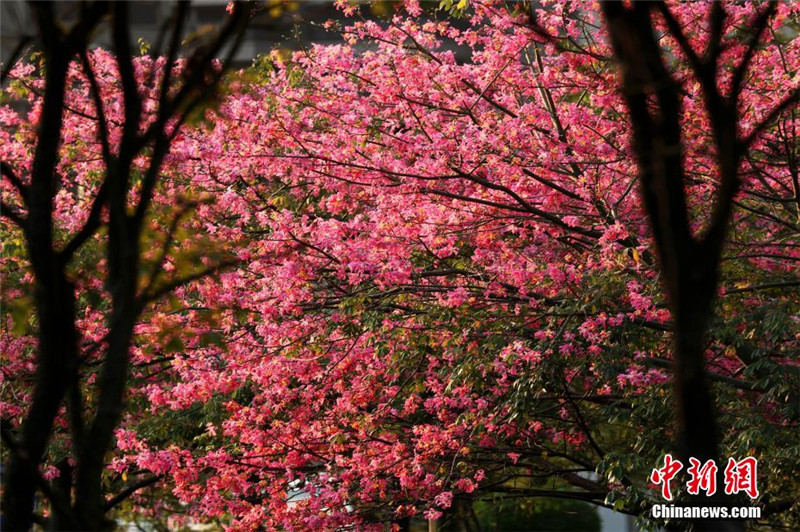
xmin=58 ymin=181 xmax=107 ymax=264
xmin=141 ymin=257 xmax=241 ymax=304
xmin=656 ymin=2 xmax=703 ymax=74
xmin=104 ymin=475 xmax=163 ymax=511
xmin=140 ymin=200 xmax=198 ymax=297
xmin=156 ymin=2 xmax=190 ymax=112
xmin=742 ymin=87 xmax=800 ymax=151
xmin=133 ymin=2 xmax=250 ymax=230
xmin=78 ymin=49 xmax=112 ymax=166
xmin=1 ymin=200 xmax=27 ymax=227
xmin=112 ymin=2 xmax=143 ymax=165
xmin=722 ymin=279 xmax=800 ymax=296
xmin=1 ymin=36 xmax=32 ymax=85
xmin=730 ymin=2 xmax=777 ymax=103
xmin=705 ymin=3 xmax=726 ymax=67
xmin=452 ymin=168 xmax=601 ymax=238
xmin=1 ymin=162 xmax=28 ymax=203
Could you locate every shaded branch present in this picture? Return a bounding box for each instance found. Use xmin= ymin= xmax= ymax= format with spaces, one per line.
xmin=133 ymin=2 xmax=250 ymax=230
xmin=104 ymin=475 xmax=163 ymax=510
xmin=141 ymin=257 xmax=241 ymax=304
xmin=1 ymin=36 xmax=32 ymax=84
xmin=2 ymin=162 xmax=28 ymax=203
xmin=722 ymin=279 xmax=800 ymax=296
xmin=78 ymin=49 xmax=112 ymax=166
xmin=742 ymin=87 xmax=800 ymax=151
xmin=705 ymin=3 xmax=726 ymax=68
xmin=141 ymin=200 xmax=199 ymax=297
xmin=730 ymin=2 xmax=777 ymax=102
xmin=59 ymin=180 xmax=107 ymax=263
xmin=655 ymin=2 xmax=703 ymax=74
xmin=1 ymin=200 xmax=26 ymax=227
xmin=453 ymin=168 xmax=601 ymax=238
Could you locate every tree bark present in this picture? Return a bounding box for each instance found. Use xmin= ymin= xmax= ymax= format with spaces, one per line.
xmin=2 ymin=26 xmax=77 ymax=531
xmin=600 ymin=3 xmax=759 ymax=530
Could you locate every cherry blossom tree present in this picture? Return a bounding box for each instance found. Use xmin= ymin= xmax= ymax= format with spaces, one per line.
xmin=2 ymin=1 xmax=799 ymax=531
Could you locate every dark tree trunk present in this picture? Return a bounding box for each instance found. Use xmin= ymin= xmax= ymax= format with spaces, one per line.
xmin=3 ymin=276 xmax=79 ymax=531
xmin=1 ymin=2 xmax=249 ymax=528
xmin=597 ymin=2 xmax=788 ymax=530
xmin=673 ymin=276 xmax=718 ymax=463
xmin=2 ymin=24 xmax=76 ymax=531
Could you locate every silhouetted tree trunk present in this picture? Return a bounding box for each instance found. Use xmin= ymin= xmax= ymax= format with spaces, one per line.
xmin=1 ymin=2 xmax=248 ymax=529
xmin=601 ymin=1 xmax=797 ymax=529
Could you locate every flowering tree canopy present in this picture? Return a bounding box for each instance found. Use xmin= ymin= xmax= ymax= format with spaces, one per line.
xmin=2 ymin=1 xmax=799 ymax=530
